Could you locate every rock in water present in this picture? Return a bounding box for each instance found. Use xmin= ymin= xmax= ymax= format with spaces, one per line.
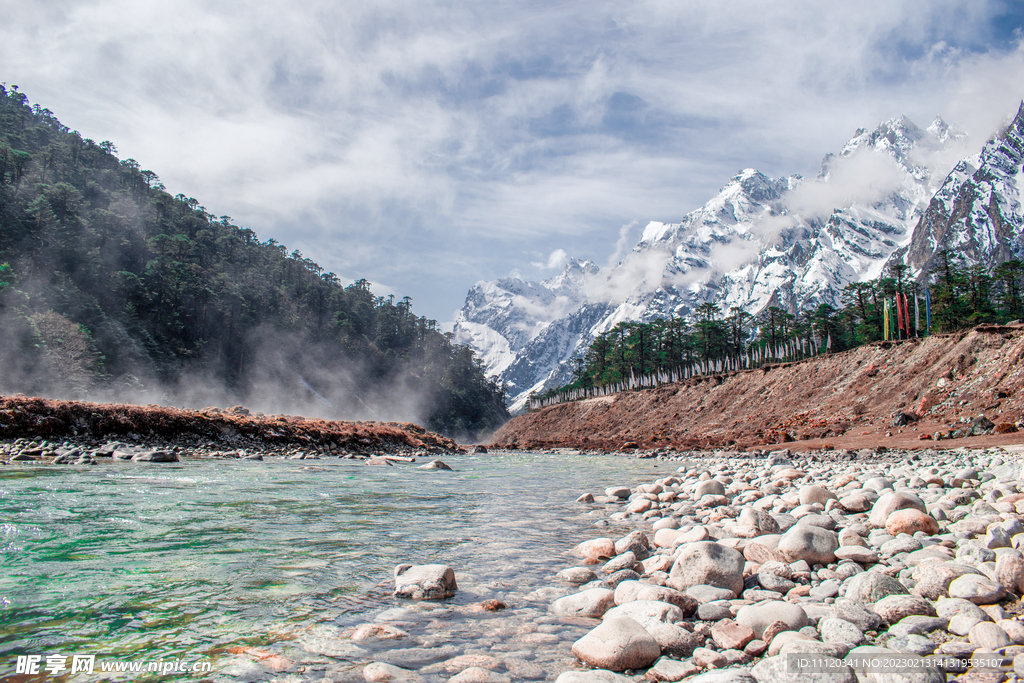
xmin=131 ymin=449 xmax=179 ymax=462
xmin=419 ymin=460 xmax=453 ymax=470
xmin=393 ymin=564 xmax=457 ymax=600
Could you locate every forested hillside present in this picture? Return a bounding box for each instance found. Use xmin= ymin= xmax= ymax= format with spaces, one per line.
xmin=0 ymin=85 xmax=508 ymax=439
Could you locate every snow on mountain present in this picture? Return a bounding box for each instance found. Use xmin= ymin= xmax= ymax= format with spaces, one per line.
xmin=455 ymin=106 xmax=1022 ymax=412
xmin=908 ymin=103 xmax=1024 ymax=273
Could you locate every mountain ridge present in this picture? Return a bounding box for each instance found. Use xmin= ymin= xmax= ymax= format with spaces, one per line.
xmin=455 ymin=104 xmax=1024 ymax=412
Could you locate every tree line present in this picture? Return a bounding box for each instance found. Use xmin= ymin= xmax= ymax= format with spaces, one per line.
xmin=535 ymin=254 xmax=1024 ymax=405
xmin=0 ymin=85 xmax=508 ymax=438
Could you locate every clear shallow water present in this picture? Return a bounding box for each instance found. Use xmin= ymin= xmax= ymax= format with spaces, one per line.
xmin=0 ymin=451 xmax=675 ymax=681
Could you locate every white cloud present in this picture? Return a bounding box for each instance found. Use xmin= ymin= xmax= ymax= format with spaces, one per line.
xmin=1 ymin=0 xmax=1022 ymax=320
xmin=531 ymin=248 xmax=570 ymax=270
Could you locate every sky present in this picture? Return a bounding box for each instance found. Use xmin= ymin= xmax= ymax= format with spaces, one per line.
xmin=3 ymin=1 xmax=1024 ymax=326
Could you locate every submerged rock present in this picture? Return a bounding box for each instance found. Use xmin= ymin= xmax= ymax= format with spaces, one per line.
xmin=393 ymin=564 xmax=457 ymax=600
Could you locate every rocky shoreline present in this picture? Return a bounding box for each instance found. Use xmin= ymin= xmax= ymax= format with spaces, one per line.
xmin=0 ymin=394 xmax=466 ymax=465
xmin=540 ymin=444 xmax=1024 ymax=683
xmin=9 ymin=425 xmax=1024 ymax=683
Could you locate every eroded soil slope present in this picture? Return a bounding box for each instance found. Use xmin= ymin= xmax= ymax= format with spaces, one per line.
xmin=491 ymin=325 xmax=1024 ymax=452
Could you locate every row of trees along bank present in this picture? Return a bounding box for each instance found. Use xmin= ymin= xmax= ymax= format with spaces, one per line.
xmin=528 ymin=255 xmax=1024 ymax=410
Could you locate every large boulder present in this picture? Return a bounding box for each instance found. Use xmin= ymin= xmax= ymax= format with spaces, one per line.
xmin=885 ymin=509 xmax=939 ymax=536
xmin=552 ymin=588 xmax=616 ymax=619
xmin=571 ymin=617 xmax=661 ymax=672
xmin=131 ymin=449 xmax=179 ymax=462
xmin=614 ymin=581 xmax=698 ymax=616
xmin=735 ymin=601 xmax=808 ymax=638
xmin=576 ymin=538 xmax=617 ymax=559
xmin=911 ymin=561 xmax=983 ymax=600
xmin=602 ymin=600 xmax=682 ymax=632
xmin=869 ymin=492 xmax=927 ymax=527
xmin=799 ymin=485 xmax=838 ymax=507
xmin=393 ymin=564 xmax=457 ymax=600
xmin=777 ymin=525 xmax=838 ymax=565
xmin=844 ymin=572 xmax=907 ymax=604
xmin=667 ymin=542 xmax=744 ymax=597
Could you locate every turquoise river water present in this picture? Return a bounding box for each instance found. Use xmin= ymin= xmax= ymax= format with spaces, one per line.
xmin=0 ymin=451 xmax=676 ymax=682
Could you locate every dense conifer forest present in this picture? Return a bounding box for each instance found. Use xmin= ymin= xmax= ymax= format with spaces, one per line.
xmin=0 ymin=85 xmax=508 ymax=439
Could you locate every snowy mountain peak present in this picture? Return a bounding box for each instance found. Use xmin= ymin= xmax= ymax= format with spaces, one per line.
xmin=455 ymin=103 xmax=1024 ymax=412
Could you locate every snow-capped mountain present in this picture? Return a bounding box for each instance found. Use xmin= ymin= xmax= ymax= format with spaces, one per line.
xmin=909 ymin=103 xmax=1024 ymax=272
xmin=454 ymin=104 xmax=1024 ymax=412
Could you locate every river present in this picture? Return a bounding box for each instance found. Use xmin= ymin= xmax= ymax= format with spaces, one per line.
xmin=1 ymin=451 xmax=677 ymax=681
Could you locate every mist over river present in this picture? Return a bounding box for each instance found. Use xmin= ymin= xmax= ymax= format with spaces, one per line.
xmin=1 ymin=451 xmax=675 ymax=681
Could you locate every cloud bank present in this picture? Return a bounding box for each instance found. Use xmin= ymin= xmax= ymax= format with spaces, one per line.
xmin=1 ymin=0 xmax=1022 ymax=321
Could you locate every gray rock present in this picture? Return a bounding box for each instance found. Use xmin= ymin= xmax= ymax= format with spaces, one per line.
xmin=419 ymin=460 xmax=453 ymax=470
xmin=800 ymin=485 xmax=838 ymax=507
xmin=645 ymin=658 xmax=700 ymax=682
xmin=694 ymin=480 xmax=726 ymax=498
xmin=969 ymin=621 xmax=1013 ymax=649
xmin=911 ymin=560 xmax=983 ymax=599
xmin=686 ymin=584 xmax=738 ymax=603
xmin=684 ymin=671 xmax=757 ymax=683
xmin=778 ymin=641 xmax=850 ymax=658
xmin=603 ymin=600 xmax=683 ymax=632
xmin=603 ymin=552 xmax=638 ymax=574
xmin=605 ymin=570 xmax=641 ymax=588
xmin=847 ymin=646 xmax=945 ymax=683
xmin=393 ymin=564 xmax=457 ymax=600
xmin=644 ymin=622 xmax=701 ymax=658
xmin=947 ymin=611 xmax=984 ymax=636
xmin=886 ymin=616 xmax=949 ymax=638
xmin=752 ymin=655 xmax=856 ymax=683
xmin=948 ymin=574 xmax=1006 ymax=604
xmin=758 ymin=573 xmax=796 ymax=593
xmin=571 ymin=617 xmax=661 ymax=672
xmin=872 ymin=595 xmax=937 ymax=624
xmin=551 ymin=588 xmax=616 ymax=618
xmin=615 ymin=530 xmax=652 ymax=560
xmin=667 ymin=542 xmax=745 ymax=597
xmin=844 ymin=572 xmax=908 ymax=604
xmin=818 ymin=617 xmax=866 ymax=646
xmin=735 ymin=601 xmax=808 ymax=638
xmin=830 ymin=601 xmax=883 ymax=631
xmin=698 ymin=602 xmax=733 ymax=621
xmin=885 ymin=634 xmax=936 ymax=656
xmin=613 ymin=581 xmax=697 ymax=616
xmin=809 ymin=579 xmax=840 ymax=599
xmin=880 ymin=536 xmax=923 ymax=559
xmin=778 ymin=524 xmax=838 ymax=565
xmin=558 ymin=567 xmax=598 ymax=584
xmin=834 ymin=546 xmax=879 ymax=564
xmin=131 ymin=449 xmax=179 ymax=462
xmin=738 ymin=508 xmax=781 ymax=535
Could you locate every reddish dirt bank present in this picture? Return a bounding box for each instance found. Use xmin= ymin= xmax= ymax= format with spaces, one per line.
xmin=0 ymin=395 xmax=462 ymax=454
xmin=490 ymin=325 xmax=1024 ymax=453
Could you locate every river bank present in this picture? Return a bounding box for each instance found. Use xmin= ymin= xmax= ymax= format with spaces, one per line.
xmin=540 ymin=442 xmax=1024 ymax=683
xmin=491 ymin=326 xmax=1024 ymax=453
xmin=0 ymin=394 xmax=463 ymax=463
xmin=5 ymin=441 xmax=1022 ymax=682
